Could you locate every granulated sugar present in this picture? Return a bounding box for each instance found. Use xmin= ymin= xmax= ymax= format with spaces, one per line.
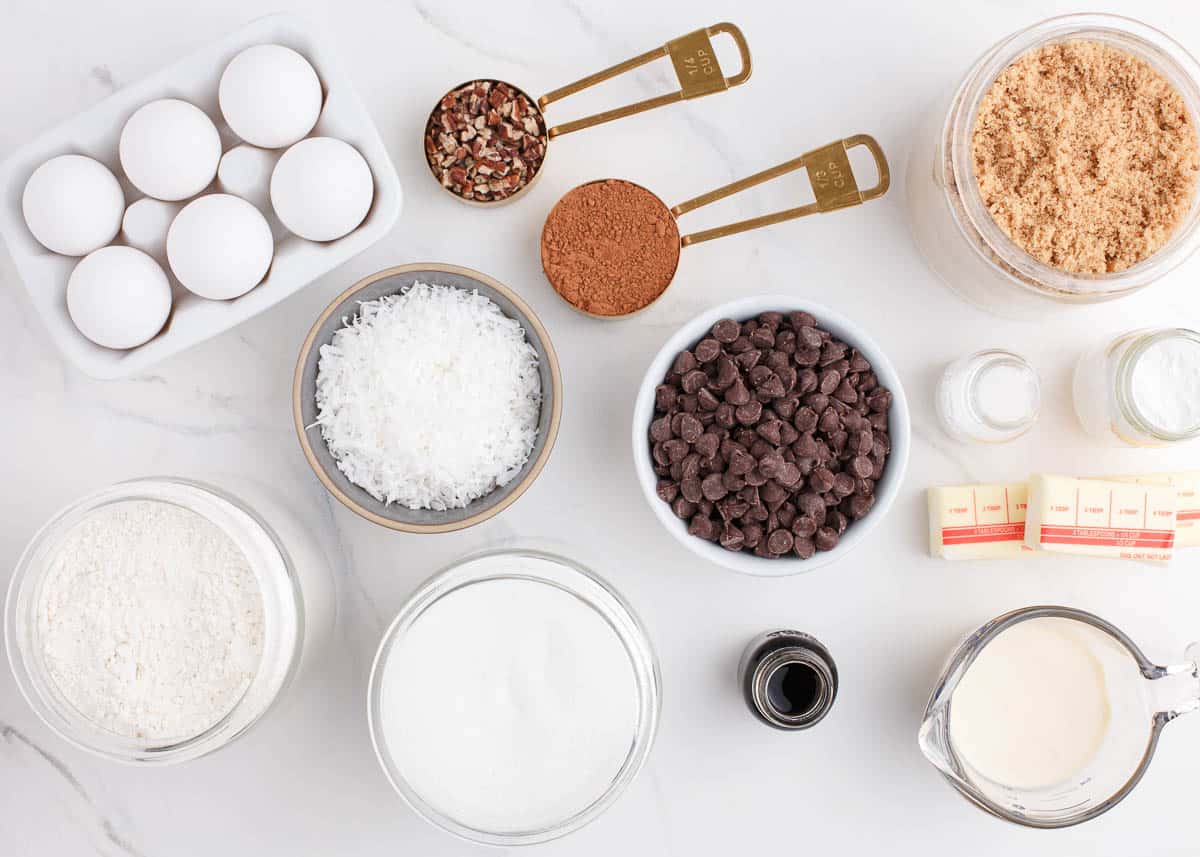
xmin=315 ymin=283 xmax=541 ymax=510
xmin=973 ymin=40 xmax=1200 ymax=274
xmin=37 ymin=500 xmax=264 ymax=742
xmin=376 ymin=561 xmax=639 ymax=833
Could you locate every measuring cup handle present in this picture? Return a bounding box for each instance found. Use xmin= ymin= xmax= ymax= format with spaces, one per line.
xmin=540 ymin=23 xmax=753 ymax=140
xmin=673 ymin=134 xmax=891 ymax=247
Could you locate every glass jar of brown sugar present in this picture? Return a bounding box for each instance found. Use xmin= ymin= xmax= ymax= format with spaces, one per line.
xmin=907 ymin=14 xmax=1200 ymax=317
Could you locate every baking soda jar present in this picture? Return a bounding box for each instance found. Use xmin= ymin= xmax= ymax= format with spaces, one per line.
xmin=1073 ymin=328 xmax=1200 ymax=446
xmin=906 ymin=14 xmax=1200 ymax=317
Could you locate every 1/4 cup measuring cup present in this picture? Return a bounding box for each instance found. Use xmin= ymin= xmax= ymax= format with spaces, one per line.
xmin=424 ymin=23 xmax=752 ymax=205
xmin=918 ymin=605 xmax=1200 ymax=828
xmin=540 ymin=135 xmax=890 ymax=318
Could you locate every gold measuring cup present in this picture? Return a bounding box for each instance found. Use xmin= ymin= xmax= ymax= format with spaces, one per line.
xmin=424 ymin=23 xmax=752 ymax=205
xmin=540 ymin=135 xmax=891 ymax=318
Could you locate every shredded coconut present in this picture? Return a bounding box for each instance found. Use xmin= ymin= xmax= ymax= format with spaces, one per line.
xmin=37 ymin=500 xmax=264 ymax=742
xmin=315 ymin=282 xmax=542 ymax=510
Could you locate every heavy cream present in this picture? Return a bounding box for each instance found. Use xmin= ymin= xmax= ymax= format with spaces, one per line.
xmin=949 ymin=617 xmax=1112 ymax=790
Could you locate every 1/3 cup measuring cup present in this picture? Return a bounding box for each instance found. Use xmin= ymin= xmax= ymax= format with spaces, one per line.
xmin=540 ymin=135 xmax=890 ymax=318
xmin=424 ymin=23 xmax=752 ymax=205
xmin=918 ymin=605 xmax=1200 ymax=828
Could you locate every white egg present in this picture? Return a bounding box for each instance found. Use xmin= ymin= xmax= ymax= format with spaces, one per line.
xmin=167 ymin=194 xmax=273 ymax=300
xmin=119 ymin=99 xmax=221 ymax=200
xmin=217 ymin=144 xmax=280 ymax=212
xmin=120 ymin=198 xmax=182 ymax=260
xmin=219 ymin=44 xmax=322 ymax=149
xmin=22 ymin=155 xmax=124 ymax=256
xmin=271 ymin=137 xmax=373 ymax=241
xmin=67 ymin=246 xmax=171 ymax=350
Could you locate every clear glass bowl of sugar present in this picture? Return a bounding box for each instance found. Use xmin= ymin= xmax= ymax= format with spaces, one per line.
xmin=4 ymin=478 xmax=306 ymax=764
xmin=367 ymin=548 xmax=661 ymax=846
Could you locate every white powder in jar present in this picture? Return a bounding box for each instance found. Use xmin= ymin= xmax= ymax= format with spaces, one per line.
xmin=1130 ymin=333 xmax=1200 ymax=435
xmin=36 ymin=500 xmax=264 ymax=742
xmin=376 ymin=561 xmax=640 ymax=834
xmin=314 ymin=283 xmax=541 ymax=510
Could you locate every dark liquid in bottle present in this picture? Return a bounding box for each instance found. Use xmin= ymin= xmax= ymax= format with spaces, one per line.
xmin=766 ymin=662 xmax=820 ymax=716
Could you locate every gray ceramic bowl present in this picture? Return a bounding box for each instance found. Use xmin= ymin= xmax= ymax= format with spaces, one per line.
xmin=293 ymin=263 xmax=562 ymax=533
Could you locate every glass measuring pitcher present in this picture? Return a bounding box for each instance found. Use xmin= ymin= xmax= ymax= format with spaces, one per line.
xmin=918 ymin=606 xmax=1200 ymax=828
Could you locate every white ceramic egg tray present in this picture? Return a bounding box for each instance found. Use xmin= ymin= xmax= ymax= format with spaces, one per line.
xmin=0 ymin=13 xmax=402 ymax=380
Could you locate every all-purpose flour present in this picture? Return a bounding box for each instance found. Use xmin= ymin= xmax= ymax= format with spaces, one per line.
xmin=37 ymin=500 xmax=264 ymax=742
xmin=377 ymin=561 xmax=639 ymax=834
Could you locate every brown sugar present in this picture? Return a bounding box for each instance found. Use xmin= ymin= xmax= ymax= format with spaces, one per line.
xmin=540 ymin=179 xmax=681 ymax=316
xmin=972 ymin=40 xmax=1200 ymax=274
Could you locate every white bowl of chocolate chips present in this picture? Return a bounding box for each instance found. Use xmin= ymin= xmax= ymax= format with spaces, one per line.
xmin=633 ymin=296 xmax=910 ymax=576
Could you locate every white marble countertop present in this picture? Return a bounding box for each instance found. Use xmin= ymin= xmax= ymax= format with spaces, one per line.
xmin=3 ymin=0 xmax=1200 ymax=854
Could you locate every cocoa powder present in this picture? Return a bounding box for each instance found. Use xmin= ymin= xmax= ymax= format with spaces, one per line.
xmin=541 ymin=179 xmax=681 ymax=316
xmin=973 ymin=40 xmax=1200 ymax=274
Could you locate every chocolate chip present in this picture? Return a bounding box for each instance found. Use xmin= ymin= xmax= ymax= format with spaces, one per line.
xmin=682 ymin=370 xmax=707 ymax=394
xmin=760 ymin=477 xmax=786 ymax=504
xmin=663 ymin=439 xmax=689 ymax=463
xmin=792 ymin=537 xmax=816 ymax=559
xmin=742 ymin=523 xmax=764 ymax=548
xmin=850 ymin=455 xmax=874 ymax=478
xmin=792 ymin=515 xmax=818 ymax=538
xmin=734 ymin=401 xmax=762 ymax=425
xmin=655 ymin=384 xmax=678 ymax=412
xmin=656 ymin=481 xmax=678 ymax=503
xmin=735 ymin=349 xmax=762 ymax=370
xmin=676 ymin=414 xmax=701 ymax=444
xmin=689 ymin=515 xmax=718 ymax=541
xmin=725 ymin=379 xmax=751 ymax=406
xmin=795 ymin=347 xmax=821 ymax=367
xmin=714 ymin=357 xmax=739 ymax=390
xmin=809 ymin=467 xmax=835 ymax=494
xmin=767 ymin=528 xmax=794 ymax=554
xmin=649 ymin=416 xmax=673 ymax=443
xmin=728 ymin=336 xmax=753 ymax=354
xmin=715 ymin=403 xmax=736 ymax=429
xmin=695 ymin=338 xmax=721 ymax=363
xmin=697 ymin=388 xmax=720 ymax=411
xmin=695 ymin=432 xmax=720 ymax=458
xmin=814 ymin=526 xmax=839 ymax=551
xmin=844 ymin=492 xmax=875 ymax=520
xmin=701 ymin=473 xmax=728 ymax=502
xmin=673 ymin=350 xmax=698 ymax=374
xmin=832 ymin=472 xmax=856 ymax=498
xmin=720 ymin=524 xmax=745 ymax=551
xmin=712 ymin=319 xmax=739 ymax=343
xmin=672 ymin=497 xmax=697 ymax=519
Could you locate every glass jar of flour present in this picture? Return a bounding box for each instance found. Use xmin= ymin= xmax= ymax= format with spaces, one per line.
xmin=4 ymin=478 xmax=316 ymax=764
xmin=1073 ymin=328 xmax=1200 ymax=446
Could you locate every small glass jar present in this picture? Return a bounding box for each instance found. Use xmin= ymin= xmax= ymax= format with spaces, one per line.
xmin=936 ymin=350 xmax=1040 ymax=443
xmin=4 ymin=478 xmax=306 ymax=764
xmin=1073 ymin=328 xmax=1200 ymax=446
xmin=906 ymin=14 xmax=1200 ymax=317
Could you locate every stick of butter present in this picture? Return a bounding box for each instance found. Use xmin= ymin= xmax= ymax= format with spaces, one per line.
xmin=1026 ymin=474 xmax=1177 ymax=562
xmin=928 ymin=482 xmax=1034 ymax=559
xmin=1103 ymin=472 xmax=1199 ymax=548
